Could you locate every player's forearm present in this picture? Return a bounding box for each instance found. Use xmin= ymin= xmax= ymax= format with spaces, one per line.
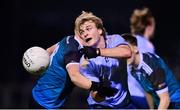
xmin=158 ymin=99 xmax=169 ymax=109
xmin=145 ymin=92 xmax=154 ymax=109
xmin=67 ymin=64 xmax=91 ymax=89
xmin=70 ymin=72 xmax=92 ymax=89
xmin=158 ymin=92 xmax=170 ymax=109
xmin=99 ymin=45 xmax=131 ymax=58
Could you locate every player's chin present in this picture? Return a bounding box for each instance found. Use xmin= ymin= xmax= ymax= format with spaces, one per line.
xmin=91 ymin=91 xmax=105 ymax=102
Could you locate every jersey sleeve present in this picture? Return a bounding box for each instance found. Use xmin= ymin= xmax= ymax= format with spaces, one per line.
xmin=149 ymin=68 xmax=168 ymax=95
xmin=108 ymin=34 xmax=129 ymax=48
xmin=64 ymin=36 xmax=82 ymax=68
xmin=64 ymin=51 xmax=82 ymax=68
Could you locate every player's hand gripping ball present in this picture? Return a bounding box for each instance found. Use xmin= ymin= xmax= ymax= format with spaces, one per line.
xmin=22 ymin=46 xmax=50 ymax=75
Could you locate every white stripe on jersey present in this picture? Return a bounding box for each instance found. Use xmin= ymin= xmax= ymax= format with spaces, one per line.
xmin=66 ymin=36 xmax=71 ymax=44
xmin=66 ymin=62 xmax=79 ymax=69
xmin=156 ymin=87 xmax=168 ymax=95
xmin=138 ymin=53 xmax=153 ymax=75
xmin=74 ymin=36 xmax=83 ymax=49
xmin=142 ymin=61 xmax=153 ymax=75
xmin=49 ymin=44 xmax=59 ymax=66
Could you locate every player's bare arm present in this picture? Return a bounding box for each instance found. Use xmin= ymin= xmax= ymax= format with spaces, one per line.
xmin=99 ymin=44 xmax=131 ymax=58
xmin=145 ymin=92 xmax=154 ymax=109
xmin=157 ymin=91 xmax=170 ymax=109
xmin=67 ymin=64 xmax=92 ymax=89
xmin=46 ymin=43 xmax=58 ymax=55
xmin=80 ymin=44 xmax=131 ymax=59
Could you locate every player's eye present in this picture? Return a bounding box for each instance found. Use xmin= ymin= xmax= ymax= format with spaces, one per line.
xmin=87 ymin=27 xmax=92 ymax=31
xmin=79 ymin=30 xmax=84 ymax=35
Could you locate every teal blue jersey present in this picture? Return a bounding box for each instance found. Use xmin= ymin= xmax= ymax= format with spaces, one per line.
xmin=32 ymin=35 xmax=82 ymax=109
xmin=129 ymin=52 xmax=180 ymax=108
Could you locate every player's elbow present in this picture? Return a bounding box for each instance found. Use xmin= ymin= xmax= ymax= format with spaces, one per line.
xmin=126 ymin=49 xmax=132 ymax=58
xmin=69 ymin=72 xmax=79 ymax=83
xmin=122 ymin=46 xmax=132 ymax=58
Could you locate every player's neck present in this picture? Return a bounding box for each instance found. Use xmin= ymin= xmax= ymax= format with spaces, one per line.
xmin=95 ymin=36 xmax=105 ymax=48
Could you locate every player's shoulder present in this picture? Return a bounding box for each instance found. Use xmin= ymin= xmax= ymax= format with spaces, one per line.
xmin=63 ymin=35 xmax=75 ymax=43
xmin=136 ymin=35 xmax=148 ymax=43
xmin=61 ymin=35 xmax=79 ymax=45
xmin=106 ymin=34 xmax=121 ymax=39
xmin=143 ymin=52 xmax=161 ymax=65
xmin=106 ymin=34 xmax=124 ymax=43
xmin=143 ymin=52 xmax=159 ymax=58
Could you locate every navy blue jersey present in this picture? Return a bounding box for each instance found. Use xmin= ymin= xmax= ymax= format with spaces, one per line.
xmin=129 ymin=52 xmax=180 ymax=108
xmin=127 ymin=34 xmax=154 ymax=108
xmin=32 ymin=35 xmax=82 ymax=109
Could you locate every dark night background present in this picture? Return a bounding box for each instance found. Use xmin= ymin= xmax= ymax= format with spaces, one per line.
xmin=1 ymin=0 xmax=180 ymax=108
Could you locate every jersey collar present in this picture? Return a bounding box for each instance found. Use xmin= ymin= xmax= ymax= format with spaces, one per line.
xmin=136 ymin=52 xmax=143 ymax=70
xmin=74 ymin=36 xmax=83 ymax=49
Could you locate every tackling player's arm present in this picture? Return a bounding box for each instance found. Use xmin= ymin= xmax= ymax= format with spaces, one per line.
xmin=65 ymin=52 xmax=91 ymax=89
xmin=46 ymin=43 xmax=58 ymax=55
xmin=64 ymin=52 xmax=118 ymax=96
xmin=67 ymin=64 xmax=92 ymax=89
xmin=149 ymin=68 xmax=170 ymax=109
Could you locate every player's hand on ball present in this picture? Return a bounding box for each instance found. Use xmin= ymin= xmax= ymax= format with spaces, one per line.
xmin=91 ymin=91 xmax=105 ymax=102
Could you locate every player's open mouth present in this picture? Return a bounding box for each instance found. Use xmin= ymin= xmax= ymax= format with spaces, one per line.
xmin=85 ymin=38 xmax=92 ymax=42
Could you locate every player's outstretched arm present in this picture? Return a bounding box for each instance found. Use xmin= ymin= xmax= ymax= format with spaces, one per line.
xmin=80 ymin=45 xmax=131 ymax=59
xmin=66 ymin=64 xmax=92 ymax=89
xmin=65 ymin=51 xmax=118 ymax=97
xmin=67 ymin=63 xmax=118 ymax=97
xmin=65 ymin=51 xmax=91 ymax=89
xmin=100 ymin=45 xmax=131 ymax=58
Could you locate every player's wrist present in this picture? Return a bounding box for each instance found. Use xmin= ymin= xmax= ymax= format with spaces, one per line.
xmin=90 ymin=81 xmax=100 ymax=91
xmin=96 ymin=48 xmax=101 ymax=56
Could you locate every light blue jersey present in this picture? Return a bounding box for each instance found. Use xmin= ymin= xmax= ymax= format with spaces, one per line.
xmin=129 ymin=52 xmax=180 ymax=108
xmin=32 ymin=35 xmax=82 ymax=109
xmin=136 ymin=35 xmax=155 ymax=53
xmin=80 ymin=35 xmax=133 ymax=108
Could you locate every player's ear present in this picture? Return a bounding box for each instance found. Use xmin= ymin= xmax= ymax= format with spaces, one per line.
xmin=134 ymin=46 xmax=139 ymax=54
xmin=98 ymin=29 xmax=103 ymax=35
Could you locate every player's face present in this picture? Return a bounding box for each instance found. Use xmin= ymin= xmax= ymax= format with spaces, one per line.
xmin=147 ymin=18 xmax=155 ymax=39
xmin=79 ymin=20 xmax=103 ymax=47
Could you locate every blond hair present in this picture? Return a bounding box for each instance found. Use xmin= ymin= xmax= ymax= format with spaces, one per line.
xmin=130 ymin=7 xmax=154 ymax=35
xmin=74 ymin=11 xmax=106 ymax=37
